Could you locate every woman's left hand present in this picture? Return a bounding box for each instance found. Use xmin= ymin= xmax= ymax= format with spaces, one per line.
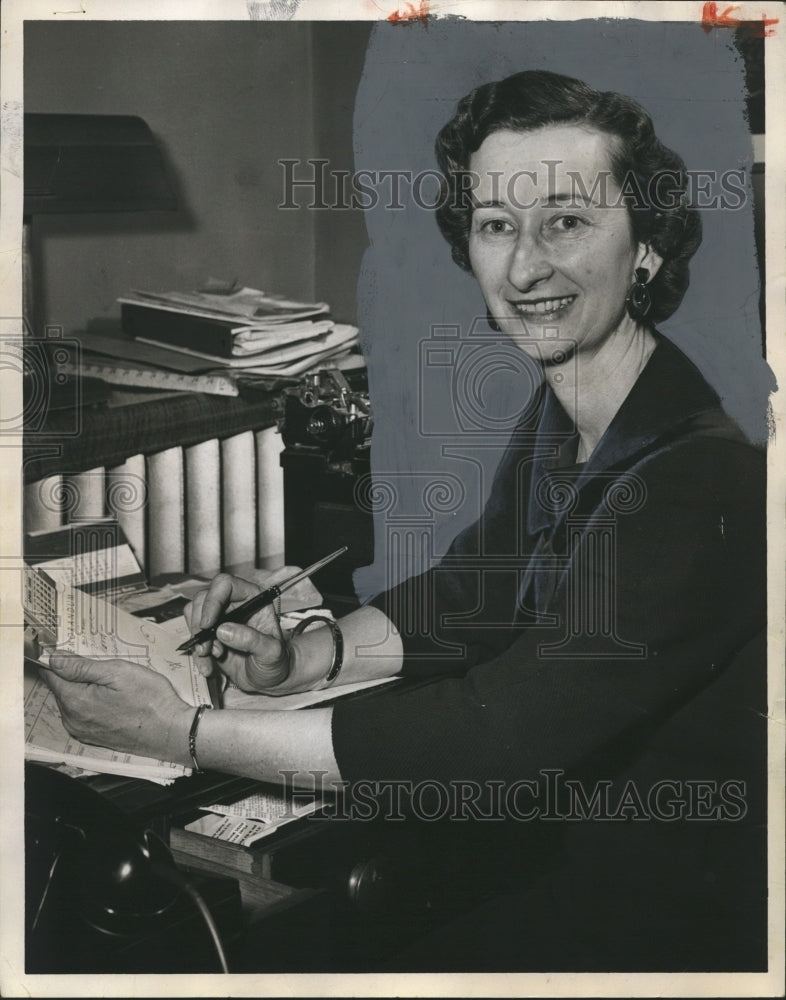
xmin=40 ymin=654 xmax=195 ymax=764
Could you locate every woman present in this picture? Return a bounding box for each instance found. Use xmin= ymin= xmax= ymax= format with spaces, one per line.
xmin=42 ymin=71 xmax=766 ymax=970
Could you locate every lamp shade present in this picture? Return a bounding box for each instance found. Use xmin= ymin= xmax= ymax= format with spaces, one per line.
xmin=24 ymin=113 xmax=177 ymax=215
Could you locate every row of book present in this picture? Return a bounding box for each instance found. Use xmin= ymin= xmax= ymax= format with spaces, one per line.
xmin=60 ymin=282 xmax=362 ymax=397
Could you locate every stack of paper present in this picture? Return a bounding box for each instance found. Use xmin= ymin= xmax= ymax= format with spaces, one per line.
xmin=24 ymin=569 xmax=212 ymax=784
xmin=23 ymin=563 xmax=392 ymax=786
xmin=118 ymin=283 xmax=361 ymax=376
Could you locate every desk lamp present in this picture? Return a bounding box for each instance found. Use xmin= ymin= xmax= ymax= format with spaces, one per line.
xmin=23 ymin=113 xmax=177 ymax=409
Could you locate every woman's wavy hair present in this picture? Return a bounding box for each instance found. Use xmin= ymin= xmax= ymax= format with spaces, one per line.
xmin=435 ymin=70 xmax=702 ymax=324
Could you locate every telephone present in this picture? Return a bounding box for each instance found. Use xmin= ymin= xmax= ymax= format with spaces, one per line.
xmin=24 ymin=762 xmax=224 ymax=973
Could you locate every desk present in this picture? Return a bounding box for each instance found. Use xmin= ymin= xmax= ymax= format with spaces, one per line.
xmin=22 ymin=378 xmax=438 ymax=972
xmin=76 ymin=767 xmax=466 ymax=974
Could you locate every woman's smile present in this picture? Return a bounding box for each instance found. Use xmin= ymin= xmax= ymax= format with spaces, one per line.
xmin=510 ymin=294 xmax=578 ymax=322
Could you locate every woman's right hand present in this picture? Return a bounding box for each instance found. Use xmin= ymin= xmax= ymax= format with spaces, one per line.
xmin=183 ymin=572 xmax=292 ymax=693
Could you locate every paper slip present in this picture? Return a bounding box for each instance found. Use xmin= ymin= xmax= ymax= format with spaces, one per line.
xmin=184 ymin=814 xmax=273 ymax=847
xmin=232 ymin=320 xmax=333 ymax=344
xmin=188 ymin=788 xmax=322 ymax=845
xmin=222 ymin=676 xmax=397 ymax=711
xmin=33 ymin=546 xmax=143 ymax=590
xmin=230 ymin=330 xmax=338 ymax=359
xmin=239 ymin=341 xmax=360 ymax=378
xmin=201 ymin=788 xmax=321 ymax=825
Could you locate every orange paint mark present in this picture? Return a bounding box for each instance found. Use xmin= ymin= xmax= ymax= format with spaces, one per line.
xmin=701 ymin=1 xmax=778 ymax=36
xmin=388 ymin=0 xmax=429 ymax=24
xmin=702 ymin=2 xmax=741 ymax=30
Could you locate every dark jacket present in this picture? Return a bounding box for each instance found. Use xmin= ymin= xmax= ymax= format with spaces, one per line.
xmin=331 ymin=335 xmax=768 ymax=970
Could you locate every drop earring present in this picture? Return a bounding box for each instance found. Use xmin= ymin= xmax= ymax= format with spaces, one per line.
xmin=486 ymin=310 xmax=501 ymax=332
xmin=625 ymin=267 xmax=652 ymax=321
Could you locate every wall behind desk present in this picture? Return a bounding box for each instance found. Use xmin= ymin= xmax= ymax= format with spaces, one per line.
xmin=24 ymin=20 xmax=371 ymax=333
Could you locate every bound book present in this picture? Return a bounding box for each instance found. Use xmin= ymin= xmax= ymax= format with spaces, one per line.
xmin=119 ymin=286 xmax=332 ymax=359
xmin=120 ymin=301 xmax=249 ymax=358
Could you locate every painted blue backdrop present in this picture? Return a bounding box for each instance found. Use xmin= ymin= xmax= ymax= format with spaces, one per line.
xmin=351 ymin=18 xmax=772 ymax=600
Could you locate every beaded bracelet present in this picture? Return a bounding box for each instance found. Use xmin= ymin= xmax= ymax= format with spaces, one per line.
xmin=290 ymin=615 xmax=344 ymax=690
xmin=188 ymin=703 xmax=212 ymax=773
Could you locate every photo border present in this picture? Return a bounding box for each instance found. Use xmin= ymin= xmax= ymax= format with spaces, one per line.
xmin=1 ymin=2 xmax=783 ymax=997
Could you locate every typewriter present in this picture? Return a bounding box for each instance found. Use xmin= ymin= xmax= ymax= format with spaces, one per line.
xmin=279 ymin=367 xmax=374 ymax=613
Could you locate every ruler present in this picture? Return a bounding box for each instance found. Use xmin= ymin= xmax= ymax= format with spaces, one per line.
xmin=55 ymin=358 xmax=239 ymax=397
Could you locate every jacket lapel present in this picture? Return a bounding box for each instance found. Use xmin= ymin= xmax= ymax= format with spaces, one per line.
xmin=525 ymin=335 xmax=723 ymax=538
xmin=582 ymin=335 xmax=722 ymax=477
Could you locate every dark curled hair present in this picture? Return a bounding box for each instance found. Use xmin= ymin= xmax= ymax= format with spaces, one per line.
xmin=435 ymin=70 xmax=702 ymax=324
